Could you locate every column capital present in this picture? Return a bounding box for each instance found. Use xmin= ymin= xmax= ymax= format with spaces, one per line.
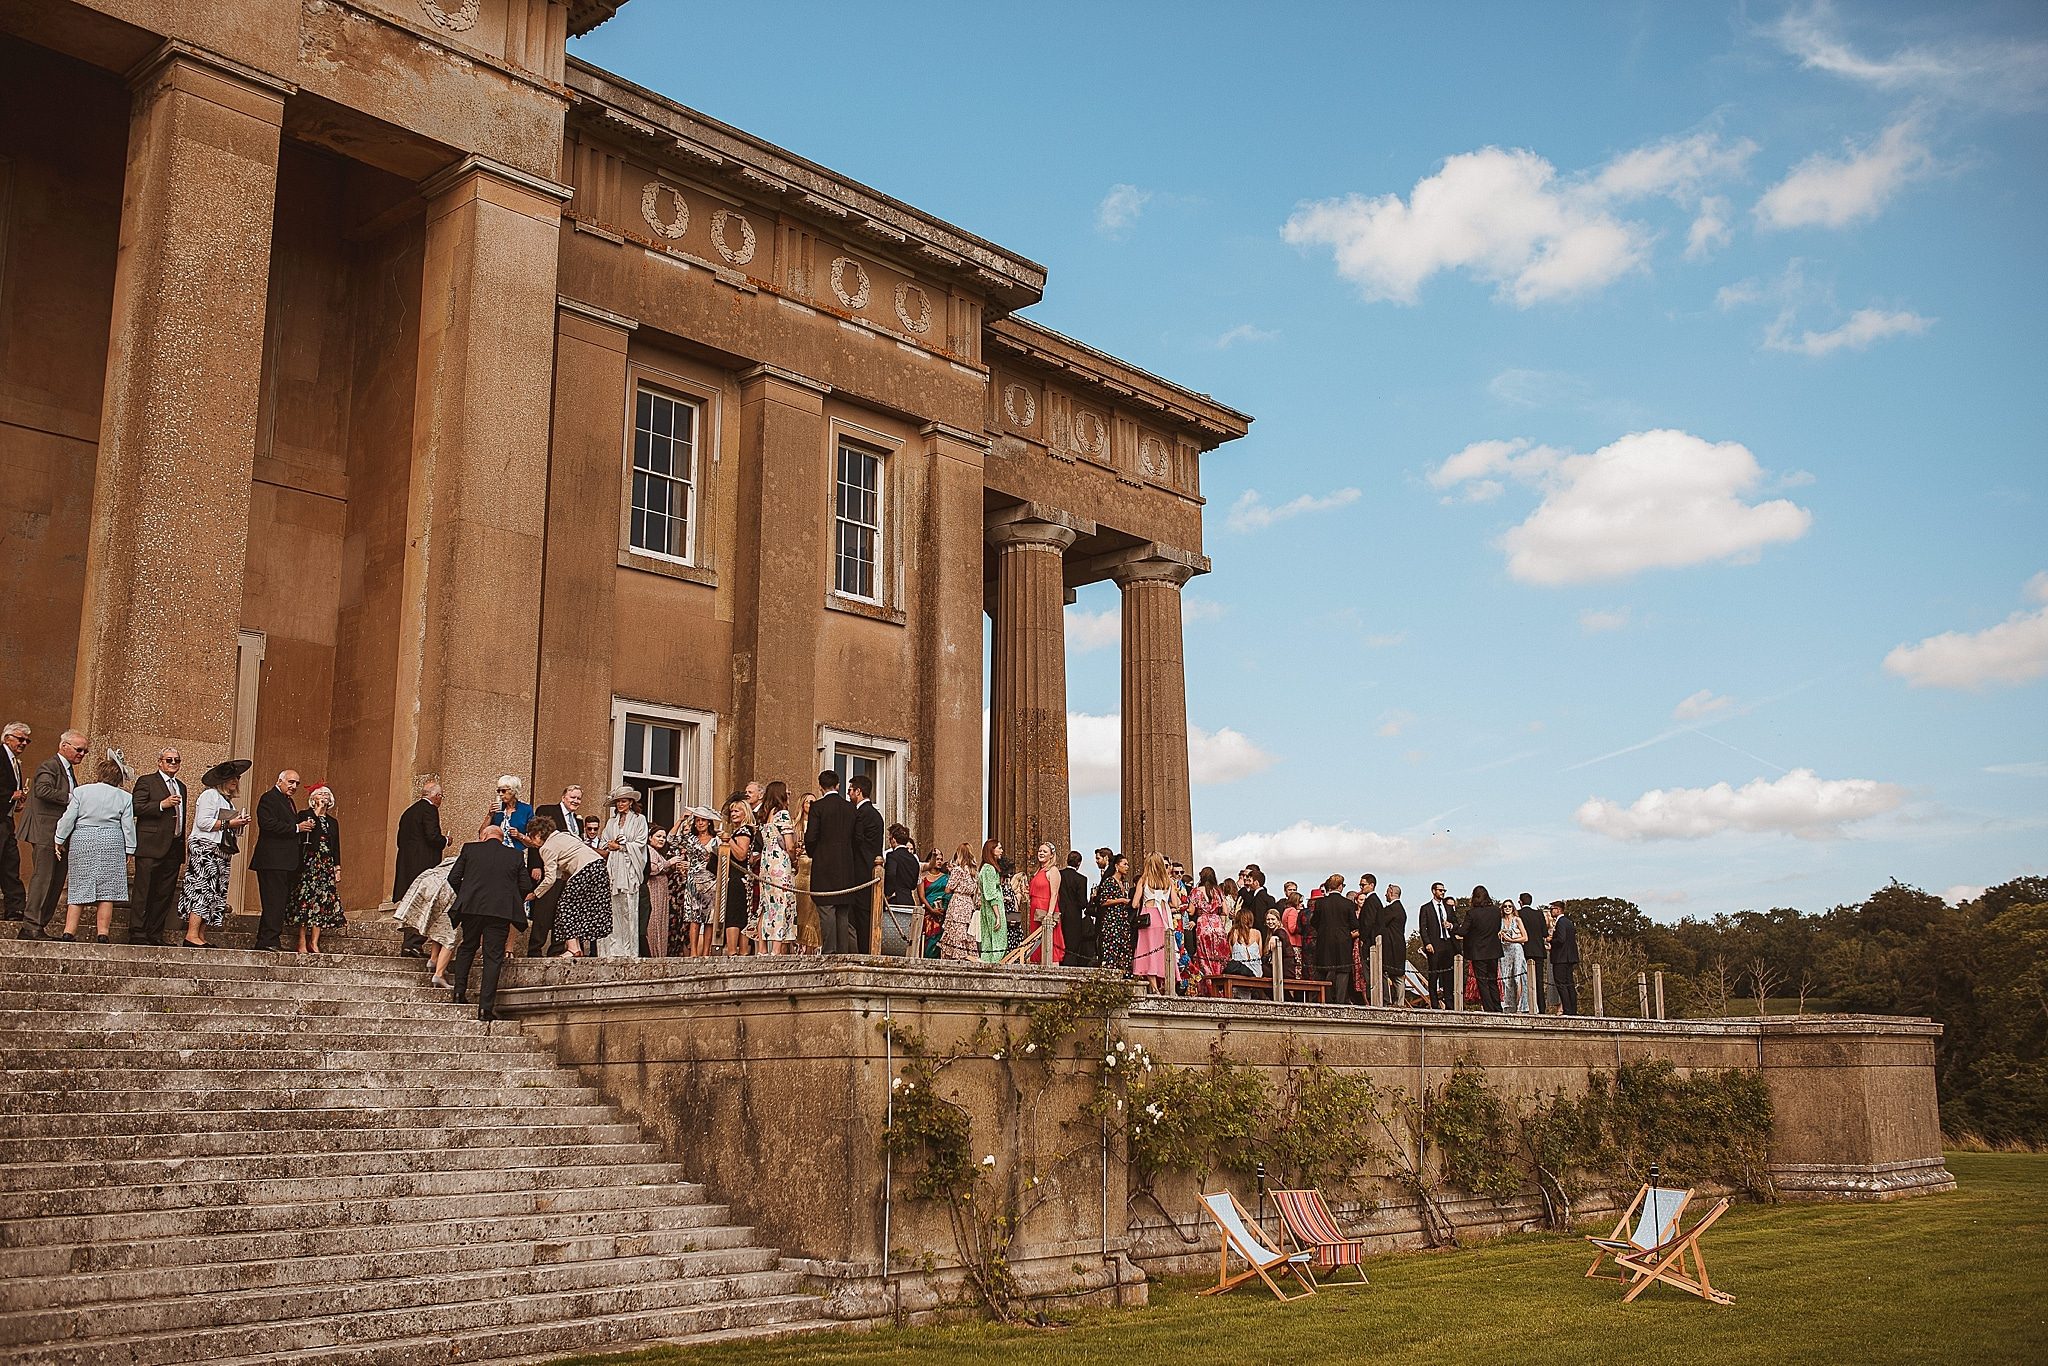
xmin=737 ymin=363 xmax=832 ymax=397
xmin=987 ymin=518 xmax=1077 ymax=553
xmin=985 ymin=502 xmax=1093 ymax=549
xmin=127 ymin=41 xmax=295 ymax=121
xmin=421 ymin=154 xmax=573 ymax=205
xmin=1106 ymin=545 xmax=1205 ymax=588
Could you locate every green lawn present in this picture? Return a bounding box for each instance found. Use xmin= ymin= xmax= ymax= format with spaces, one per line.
xmin=559 ymin=1152 xmax=2047 ymax=1366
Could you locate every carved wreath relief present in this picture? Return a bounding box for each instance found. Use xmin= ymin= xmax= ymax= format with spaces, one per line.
xmin=1140 ymin=436 xmax=1168 ymax=479
xmin=894 ymin=283 xmax=932 ymax=335
xmin=710 ymin=210 xmax=757 ymax=266
xmin=418 ymin=0 xmax=481 ymax=31
xmin=1002 ymin=383 xmax=1036 ymax=428
xmin=1072 ymin=410 xmax=1108 ymax=458
xmin=830 ymin=256 xmax=871 ymax=310
xmin=641 ymin=182 xmax=690 ymax=240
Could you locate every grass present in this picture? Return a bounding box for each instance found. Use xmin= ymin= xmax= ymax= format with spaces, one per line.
xmin=554 ymin=1153 xmax=2048 ymax=1366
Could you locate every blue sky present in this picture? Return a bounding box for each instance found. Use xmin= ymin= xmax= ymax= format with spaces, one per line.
xmin=573 ymin=2 xmax=2048 ymax=918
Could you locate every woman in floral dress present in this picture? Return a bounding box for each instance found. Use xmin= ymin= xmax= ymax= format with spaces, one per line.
xmin=938 ymin=841 xmax=981 ymax=962
xmin=754 ymin=781 xmax=798 ymax=952
xmin=288 ymin=784 xmax=345 ymax=954
xmin=1096 ymin=853 xmax=1134 ymax=974
xmin=671 ymin=808 xmax=718 ymax=958
xmin=1191 ymin=868 xmax=1230 ymax=995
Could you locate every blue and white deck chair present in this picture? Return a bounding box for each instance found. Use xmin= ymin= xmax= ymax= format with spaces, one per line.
xmin=1198 ymin=1190 xmax=1317 ymax=1300
xmin=1586 ymin=1184 xmax=1691 ymax=1283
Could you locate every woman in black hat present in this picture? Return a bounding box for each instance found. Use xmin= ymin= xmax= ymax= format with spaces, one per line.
xmin=178 ymin=759 xmax=252 ymax=947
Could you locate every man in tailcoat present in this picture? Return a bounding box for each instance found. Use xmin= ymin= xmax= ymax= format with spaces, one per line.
xmin=1353 ymin=874 xmax=1385 ymax=1003
xmin=393 ymin=779 xmax=449 ymax=957
xmin=129 ymin=747 xmax=189 ymax=945
xmin=1310 ymin=874 xmax=1357 ymax=1004
xmin=847 ymin=775 xmax=886 ymax=954
xmin=251 ymin=770 xmax=311 ymax=951
xmin=22 ymin=729 xmax=88 ymax=940
xmin=1380 ymin=884 xmax=1409 ymax=1006
xmin=444 ymin=833 xmax=530 ymax=1021
xmin=1517 ymin=892 xmax=1550 ymax=1013
xmin=802 ymin=770 xmax=859 ymax=954
xmin=1463 ymin=893 xmax=1506 ymax=1012
xmin=1548 ymin=903 xmax=1581 ymax=1016
xmin=1057 ymin=851 xmax=1097 ymax=967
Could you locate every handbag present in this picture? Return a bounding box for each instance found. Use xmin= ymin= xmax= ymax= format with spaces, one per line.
xmin=221 ymin=827 xmax=239 ymax=856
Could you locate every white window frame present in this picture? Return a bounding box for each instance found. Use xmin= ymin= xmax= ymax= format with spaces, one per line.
xmin=818 ymin=726 xmax=909 ymax=821
xmin=627 ymin=381 xmax=701 ymax=567
xmin=831 ymin=439 xmax=886 ymax=604
xmin=610 ymin=697 xmax=719 ymax=831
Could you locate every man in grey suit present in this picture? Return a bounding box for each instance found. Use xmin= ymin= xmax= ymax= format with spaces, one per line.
xmin=0 ymin=722 xmax=30 ymax=925
xmin=129 ymin=747 xmax=189 ymax=945
xmin=22 ymin=729 xmax=88 ymax=940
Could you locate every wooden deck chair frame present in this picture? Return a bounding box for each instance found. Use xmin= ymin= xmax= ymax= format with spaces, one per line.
xmin=1271 ymin=1188 xmax=1370 ymax=1286
xmin=1586 ymin=1183 xmax=1692 ymax=1282
xmin=1198 ymin=1191 xmax=1318 ymax=1301
xmin=1611 ymin=1197 xmax=1735 ymax=1306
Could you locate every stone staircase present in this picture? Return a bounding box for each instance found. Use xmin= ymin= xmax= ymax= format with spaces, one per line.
xmin=0 ymin=935 xmax=836 ymax=1364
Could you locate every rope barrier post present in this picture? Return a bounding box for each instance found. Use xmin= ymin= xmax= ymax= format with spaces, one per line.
xmin=1591 ymin=963 xmax=1604 ymax=1017
xmin=868 ymin=856 xmax=884 ymax=958
xmin=1271 ymin=941 xmax=1283 ymax=1002
xmin=1636 ymin=970 xmax=1650 ymax=1020
xmin=796 ymin=854 xmax=816 ymax=955
xmin=1653 ymin=970 xmax=1666 ymax=1020
xmin=1368 ymin=941 xmax=1383 ymax=1007
xmin=1452 ymin=953 xmax=1464 ymax=1012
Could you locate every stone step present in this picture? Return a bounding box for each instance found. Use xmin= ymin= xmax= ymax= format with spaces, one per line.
xmin=0 ymin=972 xmax=450 ymax=1008
xmin=0 ymin=1202 xmax=749 ymax=1281
xmin=3 ymin=1032 xmax=554 ymax=1069
xmin=1 ymin=1246 xmax=791 ymax=1341
xmin=0 ymin=946 xmax=435 ymax=985
xmin=1 ymin=1159 xmax=694 ymax=1220
xmin=0 ymin=1102 xmax=628 ymax=1139
xmin=0 ymin=1015 xmax=542 ymax=1051
xmin=1 ymin=1178 xmax=713 ymax=1248
xmin=198 ymin=1294 xmax=835 ymax=1366
xmin=1 ymin=909 xmax=405 ymax=947
xmin=0 ymin=1061 xmax=576 ymax=1095
xmin=0 ymin=989 xmax=474 ymax=1021
xmin=0 ymin=1118 xmax=646 ymax=1164
xmin=0 ymin=1082 xmax=607 ymax=1115
xmin=0 ymin=1139 xmax=675 ymax=1193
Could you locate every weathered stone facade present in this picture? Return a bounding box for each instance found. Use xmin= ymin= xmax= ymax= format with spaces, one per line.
xmin=0 ymin=1 xmax=1250 ymax=910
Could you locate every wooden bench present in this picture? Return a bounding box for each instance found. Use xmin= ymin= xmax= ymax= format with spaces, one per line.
xmin=1221 ymin=975 xmax=1328 ymax=1003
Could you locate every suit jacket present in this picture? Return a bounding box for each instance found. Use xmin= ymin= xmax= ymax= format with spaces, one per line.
xmin=250 ymin=787 xmax=306 ymax=872
xmin=1462 ymin=901 xmax=1505 ymax=961
xmin=26 ymin=755 xmax=76 ymax=847
xmin=1517 ymin=905 xmax=1548 ymax=959
xmin=852 ymin=800 xmax=886 ymax=877
xmin=1057 ymin=866 xmax=1098 ymax=963
xmin=131 ymin=771 xmax=190 ymax=862
xmin=445 ymin=838 xmax=531 ymax=928
xmin=2 ymin=745 xmax=23 ymax=837
xmin=532 ymin=802 xmax=577 ymax=842
xmin=1357 ymin=892 xmax=1385 ymax=955
xmin=393 ymin=797 xmax=447 ymax=901
xmin=1419 ymin=899 xmax=1457 ymax=960
xmin=802 ymin=791 xmax=859 ymax=902
xmin=884 ymin=845 xmax=921 ymax=905
xmin=1548 ymin=914 xmax=1580 ymax=966
xmin=1379 ymin=898 xmax=1408 ymax=970
xmin=1309 ymin=891 xmax=1355 ymax=968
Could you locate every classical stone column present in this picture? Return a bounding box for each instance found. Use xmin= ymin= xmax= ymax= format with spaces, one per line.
xmin=73 ymin=44 xmax=292 ymax=770
xmin=389 ymin=155 xmax=568 ymax=822
xmin=987 ymin=516 xmax=1077 ymax=858
xmin=916 ymin=423 xmax=987 ymax=850
xmin=1114 ymin=554 xmax=1198 ymax=863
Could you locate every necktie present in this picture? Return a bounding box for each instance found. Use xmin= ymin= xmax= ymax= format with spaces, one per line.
xmin=170 ymin=777 xmax=183 ymax=837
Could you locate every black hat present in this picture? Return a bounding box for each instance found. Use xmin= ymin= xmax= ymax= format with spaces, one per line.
xmin=201 ymin=758 xmax=252 ymax=788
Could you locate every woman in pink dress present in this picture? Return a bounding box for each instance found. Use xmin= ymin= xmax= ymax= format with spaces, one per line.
xmin=1189 ymin=867 xmax=1229 ymax=995
xmin=1131 ymin=853 xmax=1180 ymax=992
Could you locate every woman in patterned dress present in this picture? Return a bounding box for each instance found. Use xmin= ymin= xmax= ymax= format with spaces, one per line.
xmin=1191 ymin=868 xmax=1231 ymax=996
xmin=937 ymin=841 xmax=981 ymax=962
xmin=670 ymin=808 xmax=718 ymax=958
xmin=919 ymin=852 xmax=949 ymax=958
xmin=1096 ymin=853 xmax=1135 ymax=975
xmin=527 ymin=814 xmax=610 ymax=957
xmin=754 ymin=781 xmax=798 ymax=952
xmin=178 ymin=761 xmax=250 ymax=948
xmin=643 ymin=828 xmax=676 ymax=957
xmin=288 ymin=784 xmax=344 ymax=953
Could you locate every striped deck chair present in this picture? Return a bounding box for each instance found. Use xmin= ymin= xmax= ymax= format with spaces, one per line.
xmin=1198 ymin=1191 xmax=1317 ymax=1301
xmin=1604 ymin=1196 xmax=1734 ymax=1305
xmin=1586 ymin=1184 xmax=1690 ymax=1282
xmin=1271 ymin=1188 xmax=1369 ymax=1285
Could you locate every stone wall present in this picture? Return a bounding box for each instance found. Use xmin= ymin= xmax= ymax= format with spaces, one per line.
xmin=497 ymin=957 xmax=1953 ymax=1319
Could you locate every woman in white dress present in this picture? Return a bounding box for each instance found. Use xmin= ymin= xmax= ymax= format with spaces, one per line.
xmin=53 ymin=757 xmax=136 ymax=943
xmin=180 ymin=760 xmax=251 ymax=948
xmin=597 ymin=785 xmax=648 ymax=958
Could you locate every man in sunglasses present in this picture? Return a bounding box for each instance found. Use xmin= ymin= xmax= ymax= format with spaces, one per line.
xmin=128 ymin=748 xmax=189 ymax=945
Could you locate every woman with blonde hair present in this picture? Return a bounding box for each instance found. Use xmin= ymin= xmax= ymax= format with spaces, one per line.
xmin=670 ymin=807 xmax=718 ymax=957
xmin=937 ymin=840 xmax=981 ymax=962
xmin=287 ymin=783 xmax=344 ymax=954
xmin=1131 ymin=852 xmax=1180 ymax=992
xmin=717 ymin=798 xmax=756 ymax=957
xmin=755 ymin=781 xmax=798 ymax=953
xmin=597 ymin=786 xmax=648 ymax=957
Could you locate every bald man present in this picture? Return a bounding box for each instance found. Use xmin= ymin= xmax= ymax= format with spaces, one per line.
xmin=251 ymin=769 xmax=312 ymax=951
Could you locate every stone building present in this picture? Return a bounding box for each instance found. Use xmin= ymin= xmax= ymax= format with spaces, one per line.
xmin=0 ymin=0 xmax=1250 ymax=909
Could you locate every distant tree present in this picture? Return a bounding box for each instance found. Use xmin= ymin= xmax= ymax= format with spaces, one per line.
xmin=1562 ymin=896 xmax=1652 ymax=941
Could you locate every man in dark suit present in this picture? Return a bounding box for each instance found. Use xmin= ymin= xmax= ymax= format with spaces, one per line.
xmin=1548 ymin=902 xmax=1580 ymax=1016
xmin=1353 ymin=874 xmax=1384 ymax=1003
xmin=1418 ymin=882 xmax=1458 ymax=1008
xmin=0 ymin=722 xmax=30 ymax=925
xmin=393 ymin=779 xmax=449 ymax=957
xmin=525 ymin=784 xmax=583 ymax=956
xmin=883 ymin=822 xmax=920 ymax=953
xmin=444 ymin=834 xmax=530 ymax=1021
xmin=1517 ymin=892 xmax=1550 ymax=1013
xmin=802 ymin=770 xmax=859 ymax=954
xmin=129 ymin=747 xmax=189 ymax=945
xmin=1055 ymin=851 xmax=1095 ymax=967
xmin=1380 ymin=884 xmax=1409 ymax=1006
xmin=1309 ymin=874 xmax=1357 ymax=1004
xmin=251 ymin=770 xmax=310 ymax=951
xmin=1463 ymin=891 xmax=1506 ymax=1012
xmin=847 ymin=775 xmax=886 ymax=954
xmin=21 ymin=729 xmax=87 ymax=940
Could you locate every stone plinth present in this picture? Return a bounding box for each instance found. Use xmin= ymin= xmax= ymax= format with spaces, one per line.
xmin=495 ymin=957 xmax=1953 ymax=1316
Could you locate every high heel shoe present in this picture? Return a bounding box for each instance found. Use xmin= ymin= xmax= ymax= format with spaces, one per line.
xmin=95 ymin=934 xmax=110 ymax=944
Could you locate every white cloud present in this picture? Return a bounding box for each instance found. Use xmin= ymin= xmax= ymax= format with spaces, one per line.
xmin=1765 ymin=306 xmax=1933 ymax=357
xmin=1183 ymin=597 xmax=1229 ymax=624
xmin=1576 ymin=768 xmax=1905 ymax=841
xmin=1685 ymin=196 xmax=1733 ymax=261
xmin=1065 ymin=606 xmax=1120 ymax=654
xmin=1432 ymin=429 xmax=1813 ymax=585
xmin=1193 ymin=821 xmax=1495 ymax=885
xmin=1283 ymin=132 xmax=1755 ymax=306
xmin=1883 ymin=573 xmax=2048 ymax=690
xmin=1943 ymin=884 xmax=1987 ymax=906
xmin=1096 ymin=183 xmax=1152 ymax=236
xmin=1363 ymin=631 xmax=1407 ymax=648
xmin=1579 ymin=607 xmax=1631 ymax=634
xmin=1673 ymin=689 xmax=1734 ymax=721
xmin=1376 ymin=709 xmax=1416 ymax=738
xmin=1985 ymin=760 xmax=2048 ymax=778
xmin=1227 ymin=486 xmax=1362 ymax=533
xmin=1213 ymin=323 xmax=1279 ymax=349
xmin=1771 ymin=2 xmax=2048 ymax=112
xmin=1754 ymin=118 xmax=1932 ymax=230
xmin=1067 ymin=712 xmax=1277 ymax=797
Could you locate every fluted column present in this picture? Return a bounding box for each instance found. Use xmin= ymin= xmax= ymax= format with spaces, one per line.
xmin=987 ymin=517 xmax=1077 ymax=858
xmin=1115 ymin=555 xmax=1198 ymax=863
